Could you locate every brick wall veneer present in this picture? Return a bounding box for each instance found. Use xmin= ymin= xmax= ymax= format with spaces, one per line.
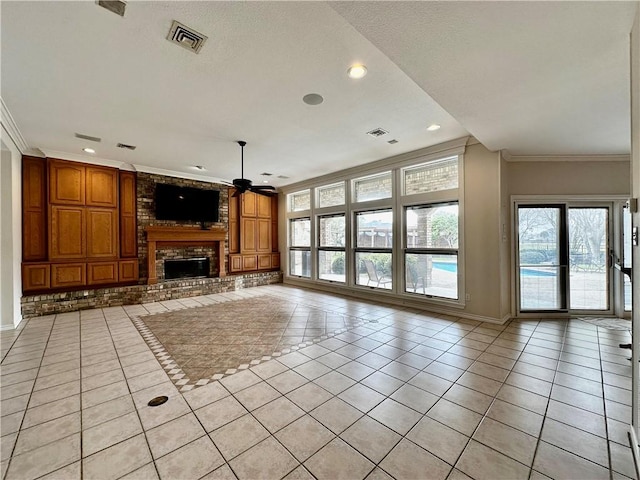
xmin=137 ymin=172 xmax=230 ymax=280
xmin=21 ymin=271 xmax=282 ymax=318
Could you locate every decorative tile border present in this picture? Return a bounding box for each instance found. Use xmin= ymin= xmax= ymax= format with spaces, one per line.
xmin=131 ymin=294 xmax=370 ymax=392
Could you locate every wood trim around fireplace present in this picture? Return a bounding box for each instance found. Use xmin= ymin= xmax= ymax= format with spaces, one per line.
xmin=144 ymin=226 xmax=227 ymax=284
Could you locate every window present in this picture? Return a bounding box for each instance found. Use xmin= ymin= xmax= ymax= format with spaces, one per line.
xmin=283 ymin=151 xmax=462 ymax=305
xmin=317 ymin=182 xmax=345 ymax=208
xmin=288 ymin=190 xmax=310 ymax=212
xmin=318 ymin=214 xmax=345 ymax=283
xmin=355 ymin=209 xmax=393 ymax=289
xmin=403 ymin=157 xmax=458 ymax=195
xmin=405 ymin=203 xmax=458 ymax=299
xmin=353 ymin=172 xmax=392 ymax=202
xmin=289 ymin=218 xmax=311 ymax=277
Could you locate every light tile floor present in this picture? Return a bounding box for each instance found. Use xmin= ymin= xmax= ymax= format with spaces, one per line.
xmin=1 ymin=284 xmax=637 ymax=480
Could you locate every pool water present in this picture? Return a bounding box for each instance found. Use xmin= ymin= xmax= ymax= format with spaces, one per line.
xmin=432 ymin=262 xmax=555 ymax=277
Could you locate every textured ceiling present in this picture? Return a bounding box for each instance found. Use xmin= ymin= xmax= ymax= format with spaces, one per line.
xmin=1 ymin=1 xmax=636 ymax=187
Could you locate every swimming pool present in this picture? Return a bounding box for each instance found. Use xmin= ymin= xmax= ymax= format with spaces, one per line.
xmin=432 ymin=261 xmax=555 ymax=277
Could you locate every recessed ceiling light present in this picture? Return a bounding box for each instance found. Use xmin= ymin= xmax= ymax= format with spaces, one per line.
xmin=427 ymin=124 xmax=441 ymax=131
xmin=303 ymin=93 xmax=324 ymax=106
xmin=347 ymin=64 xmax=367 ymax=79
xmin=263 ymin=180 xmax=269 ymax=184
xmin=83 ymin=147 xmax=96 ymax=154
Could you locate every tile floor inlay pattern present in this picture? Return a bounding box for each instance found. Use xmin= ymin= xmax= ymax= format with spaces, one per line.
xmin=0 ymin=284 xmax=637 ymax=480
xmin=132 ymin=294 xmax=366 ymax=388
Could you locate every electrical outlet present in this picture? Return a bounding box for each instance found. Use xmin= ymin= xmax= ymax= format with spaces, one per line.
xmin=465 ymin=293 xmax=471 ymax=301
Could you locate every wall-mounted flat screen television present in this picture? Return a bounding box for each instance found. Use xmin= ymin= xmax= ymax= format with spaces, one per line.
xmin=155 ymin=183 xmax=220 ymax=223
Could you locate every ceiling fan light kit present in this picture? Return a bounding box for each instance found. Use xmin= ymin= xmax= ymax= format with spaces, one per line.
xmin=231 ymin=141 xmax=277 ymax=197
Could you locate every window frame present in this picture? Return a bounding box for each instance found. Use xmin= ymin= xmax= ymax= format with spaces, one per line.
xmin=282 ymin=143 xmax=465 ymax=308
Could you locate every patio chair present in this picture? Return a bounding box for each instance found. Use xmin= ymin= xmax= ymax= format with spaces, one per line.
xmin=363 ymin=259 xmax=392 ymax=287
xmin=406 ymin=264 xmax=425 ymax=294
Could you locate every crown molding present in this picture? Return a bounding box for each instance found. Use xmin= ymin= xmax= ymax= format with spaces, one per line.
xmin=132 ymin=164 xmax=231 ymax=186
xmin=506 ymin=154 xmax=630 ymax=163
xmin=39 ymin=149 xmax=136 ymax=170
xmin=0 ymin=97 xmax=29 ymax=153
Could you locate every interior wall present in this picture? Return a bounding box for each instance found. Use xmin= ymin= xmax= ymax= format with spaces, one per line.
xmin=507 ymin=159 xmax=630 ymax=196
xmin=461 ymin=143 xmax=504 ymax=321
xmin=0 ymin=126 xmax=23 ymax=329
xmin=499 ymin=152 xmax=511 ymax=320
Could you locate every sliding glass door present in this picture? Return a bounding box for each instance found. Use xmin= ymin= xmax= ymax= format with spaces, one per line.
xmin=517 ymin=205 xmax=568 ymax=311
xmin=517 ymin=203 xmax=615 ymax=314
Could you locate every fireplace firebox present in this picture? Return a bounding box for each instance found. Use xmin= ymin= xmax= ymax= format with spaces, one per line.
xmin=164 ymin=258 xmax=210 ymax=280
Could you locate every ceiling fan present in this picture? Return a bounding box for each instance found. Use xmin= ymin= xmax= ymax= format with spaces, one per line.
xmin=228 ymin=141 xmax=277 ymax=197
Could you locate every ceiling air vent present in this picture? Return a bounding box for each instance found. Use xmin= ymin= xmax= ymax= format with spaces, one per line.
xmin=277 ymin=175 xmax=290 ymax=179
xmin=167 ymin=21 xmax=208 ymax=54
xmin=117 ymin=143 xmax=137 ymax=150
xmin=75 ymin=133 xmax=102 ymax=143
xmin=387 ymin=139 xmax=398 ymax=144
xmin=367 ymin=128 xmax=388 ymax=138
xmin=96 ymin=0 xmax=126 ymax=17
xmin=260 ymin=172 xmax=273 ymax=176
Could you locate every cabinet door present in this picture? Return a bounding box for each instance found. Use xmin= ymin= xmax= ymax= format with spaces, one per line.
xmin=271 ymin=194 xmax=279 ymax=252
xmin=22 ymin=264 xmax=50 ymax=292
xmin=241 ymin=191 xmax=257 ymax=216
xmin=22 ymin=157 xmax=47 ymax=261
xmin=257 ymin=218 xmax=271 ymax=252
xmin=51 ymin=263 xmax=86 ymax=288
xmin=86 ymin=166 xmax=118 ymax=207
xmin=229 ymin=254 xmax=242 ymax=273
xmin=119 ymin=260 xmax=139 ymax=282
xmin=50 ymin=206 xmax=85 ymax=259
xmin=119 ymin=171 xmax=137 ymax=257
xmin=271 ymin=253 xmax=280 ymax=269
xmin=241 ymin=218 xmax=257 ymax=252
xmin=49 ymin=159 xmax=85 ymax=205
xmin=228 ymin=189 xmax=240 ymax=254
xmin=87 ymin=261 xmax=118 ymax=285
xmin=242 ymin=254 xmax=257 ymax=271
xmin=87 ymin=208 xmax=118 ymax=258
xmin=257 ymin=194 xmax=271 ymax=218
xmin=258 ymin=254 xmax=271 ymax=270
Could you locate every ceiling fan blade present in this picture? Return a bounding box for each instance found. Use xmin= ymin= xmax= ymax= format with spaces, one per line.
xmin=251 ymin=185 xmax=276 ymax=191
xmin=250 ymin=187 xmax=276 ymax=197
xmin=232 ymin=188 xmax=242 ymax=197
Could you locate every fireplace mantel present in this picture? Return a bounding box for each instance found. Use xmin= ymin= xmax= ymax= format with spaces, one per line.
xmin=144 ymin=226 xmax=227 ymax=284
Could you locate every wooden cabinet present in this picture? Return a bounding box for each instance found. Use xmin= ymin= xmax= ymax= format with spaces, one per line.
xmin=241 ymin=191 xmax=257 ymax=216
xmin=49 ymin=159 xmax=85 ymax=205
xmin=86 ymin=208 xmax=118 ymax=258
xmin=22 ymin=157 xmax=47 ymax=261
xmin=241 ymin=218 xmax=257 ymax=252
xmin=119 ymin=171 xmax=137 ymax=258
xmin=22 ymin=157 xmax=139 ymax=293
xmin=228 ymin=189 xmax=239 ymax=254
xmin=87 ymin=261 xmax=118 ymax=285
xmin=119 ymin=260 xmax=138 ymax=282
xmin=22 ymin=264 xmax=50 ymax=291
xmin=86 ymin=166 xmax=118 ymax=208
xmin=228 ymin=188 xmax=280 ymax=273
xmin=257 ymin=194 xmax=271 ymax=218
xmin=50 ymin=206 xmax=85 ymax=259
xmin=257 ymin=218 xmax=271 ymax=252
xmin=51 ymin=263 xmax=86 ymax=288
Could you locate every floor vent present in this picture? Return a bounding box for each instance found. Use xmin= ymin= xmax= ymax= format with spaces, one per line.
xmin=367 ymin=128 xmax=388 ymax=138
xmin=96 ymin=0 xmax=126 ymax=17
xmin=167 ymin=20 xmax=208 ymax=54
